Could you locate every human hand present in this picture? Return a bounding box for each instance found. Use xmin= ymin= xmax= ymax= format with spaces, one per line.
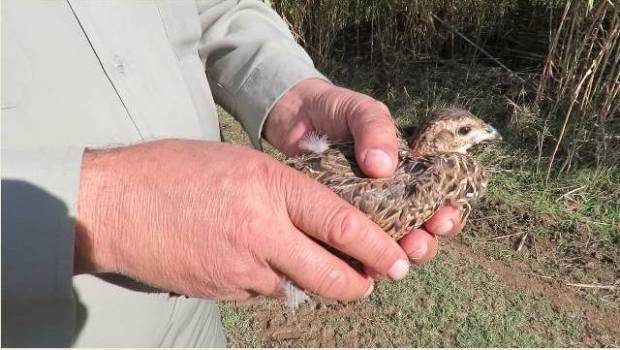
xmin=74 ymin=140 xmax=412 ymax=300
xmin=264 ymin=79 xmax=465 ymax=265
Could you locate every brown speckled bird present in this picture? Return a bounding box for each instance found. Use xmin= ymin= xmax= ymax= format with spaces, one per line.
xmin=288 ymin=108 xmax=502 ymax=241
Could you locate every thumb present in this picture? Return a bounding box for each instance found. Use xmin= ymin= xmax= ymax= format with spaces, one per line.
xmin=345 ymin=100 xmax=398 ymax=178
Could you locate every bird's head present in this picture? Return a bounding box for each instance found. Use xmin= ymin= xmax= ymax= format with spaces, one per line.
xmin=408 ymin=108 xmax=502 ymax=156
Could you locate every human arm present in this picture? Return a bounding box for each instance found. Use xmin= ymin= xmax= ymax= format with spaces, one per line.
xmin=74 ymin=140 xmax=411 ymax=300
xmin=195 ymin=0 xmax=329 ymax=149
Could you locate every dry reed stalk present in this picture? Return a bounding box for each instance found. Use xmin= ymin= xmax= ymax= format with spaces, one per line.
xmin=272 ymin=1 xmax=619 ymax=174
xmin=538 ymin=0 xmax=619 ymax=177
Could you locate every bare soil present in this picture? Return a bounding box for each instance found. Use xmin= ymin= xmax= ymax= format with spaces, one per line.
xmin=223 ymin=206 xmax=619 ymax=346
xmin=225 ymin=249 xmax=619 ymax=346
xmin=445 ymin=240 xmax=619 ymax=346
xmin=218 ymin=101 xmax=619 ymax=347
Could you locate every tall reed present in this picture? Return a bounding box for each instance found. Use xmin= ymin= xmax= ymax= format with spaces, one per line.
xmin=271 ymin=0 xmax=619 ymax=175
xmin=536 ymin=0 xmax=619 ymax=178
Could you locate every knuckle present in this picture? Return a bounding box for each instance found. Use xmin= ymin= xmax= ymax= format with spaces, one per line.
xmin=315 ymin=266 xmax=347 ymax=297
xmin=365 ymin=237 xmax=394 ymax=268
xmin=361 ymin=111 xmax=396 ymax=134
xmin=326 ymin=208 xmax=361 ymax=246
xmin=373 ymin=100 xmax=391 ymax=115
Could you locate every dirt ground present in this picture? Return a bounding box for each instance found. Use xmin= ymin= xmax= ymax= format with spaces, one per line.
xmin=215 ymin=64 xmax=619 ymax=346
xmin=220 ymin=236 xmax=619 ymax=347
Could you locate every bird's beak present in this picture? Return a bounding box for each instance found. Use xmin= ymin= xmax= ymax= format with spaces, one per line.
xmin=486 ymin=125 xmax=503 ymax=141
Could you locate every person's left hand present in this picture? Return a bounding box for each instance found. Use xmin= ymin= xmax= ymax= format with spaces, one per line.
xmin=264 ymin=78 xmax=465 ymax=267
xmin=264 ymin=79 xmax=398 ymax=178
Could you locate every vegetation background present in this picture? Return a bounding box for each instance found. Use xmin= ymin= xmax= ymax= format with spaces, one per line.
xmin=219 ymin=0 xmax=619 ymax=346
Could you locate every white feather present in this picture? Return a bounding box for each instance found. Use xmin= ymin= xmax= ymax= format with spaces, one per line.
xmin=281 ymin=278 xmax=310 ymax=311
xmin=299 ymin=132 xmax=330 ymax=154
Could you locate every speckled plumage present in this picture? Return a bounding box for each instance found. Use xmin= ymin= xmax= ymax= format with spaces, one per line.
xmin=288 ymin=108 xmax=501 ymax=241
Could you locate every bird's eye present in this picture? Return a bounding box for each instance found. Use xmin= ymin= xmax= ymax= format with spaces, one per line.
xmin=458 ymin=126 xmax=471 ymax=135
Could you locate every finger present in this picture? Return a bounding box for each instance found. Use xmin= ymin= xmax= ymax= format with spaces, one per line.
xmin=269 ymin=227 xmax=374 ymax=301
xmin=284 ymin=171 xmax=409 ymax=280
xmin=398 ymin=228 xmax=439 ymax=264
xmin=424 ymin=206 xmax=465 ymax=237
xmin=247 ymin=269 xmax=288 ymax=298
xmin=346 ymin=100 xmax=399 ymax=178
xmin=214 ymin=290 xmax=257 ymax=302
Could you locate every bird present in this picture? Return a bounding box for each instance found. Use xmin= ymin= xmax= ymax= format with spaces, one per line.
xmin=281 ymin=107 xmax=502 ymax=308
xmin=288 ymin=108 xmax=503 ymax=241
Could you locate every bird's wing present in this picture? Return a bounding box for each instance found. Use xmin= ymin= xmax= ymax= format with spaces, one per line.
xmin=429 ymin=153 xmax=488 ymax=222
xmin=288 ymin=141 xmax=363 ymax=179
xmin=288 ymin=142 xmax=441 ymax=239
xmin=288 ymin=143 xmax=487 ymax=241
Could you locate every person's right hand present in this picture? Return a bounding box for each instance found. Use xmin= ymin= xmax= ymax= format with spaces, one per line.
xmin=74 ymin=139 xmax=411 ymax=301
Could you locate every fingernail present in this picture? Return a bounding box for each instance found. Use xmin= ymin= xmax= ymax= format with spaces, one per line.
xmin=363 ymin=282 xmax=374 ymax=298
xmin=435 ymin=219 xmax=455 ymax=236
xmin=387 ymin=259 xmax=410 ymax=280
xmin=364 ymin=149 xmax=393 ymax=172
xmin=407 ymin=241 xmax=429 ymax=261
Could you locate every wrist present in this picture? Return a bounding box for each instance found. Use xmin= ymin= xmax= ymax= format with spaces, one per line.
xmin=73 ymin=140 xmax=217 ymax=276
xmin=74 ymin=148 xmax=123 ymax=274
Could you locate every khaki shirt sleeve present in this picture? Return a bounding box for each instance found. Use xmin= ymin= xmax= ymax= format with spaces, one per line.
xmin=196 ymin=0 xmax=329 ymax=149
xmin=1 ymin=147 xmax=83 ymax=347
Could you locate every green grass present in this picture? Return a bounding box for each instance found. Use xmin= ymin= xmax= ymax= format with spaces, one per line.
xmin=217 ymin=61 xmax=619 ymax=347
xmin=220 ymin=248 xmax=586 ymax=347
xmin=486 ymin=167 xmax=620 ymax=243
xmin=219 ymin=305 xmax=260 ymax=347
xmin=365 ymin=250 xmax=583 ymax=347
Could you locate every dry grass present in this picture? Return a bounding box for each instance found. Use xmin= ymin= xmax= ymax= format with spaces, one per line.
xmin=535 ymin=0 xmax=620 ymax=178
xmin=271 ymin=0 xmax=620 ymax=177
xmin=272 ymin=0 xmax=549 ymax=67
xmin=216 ymin=2 xmax=620 ymax=346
